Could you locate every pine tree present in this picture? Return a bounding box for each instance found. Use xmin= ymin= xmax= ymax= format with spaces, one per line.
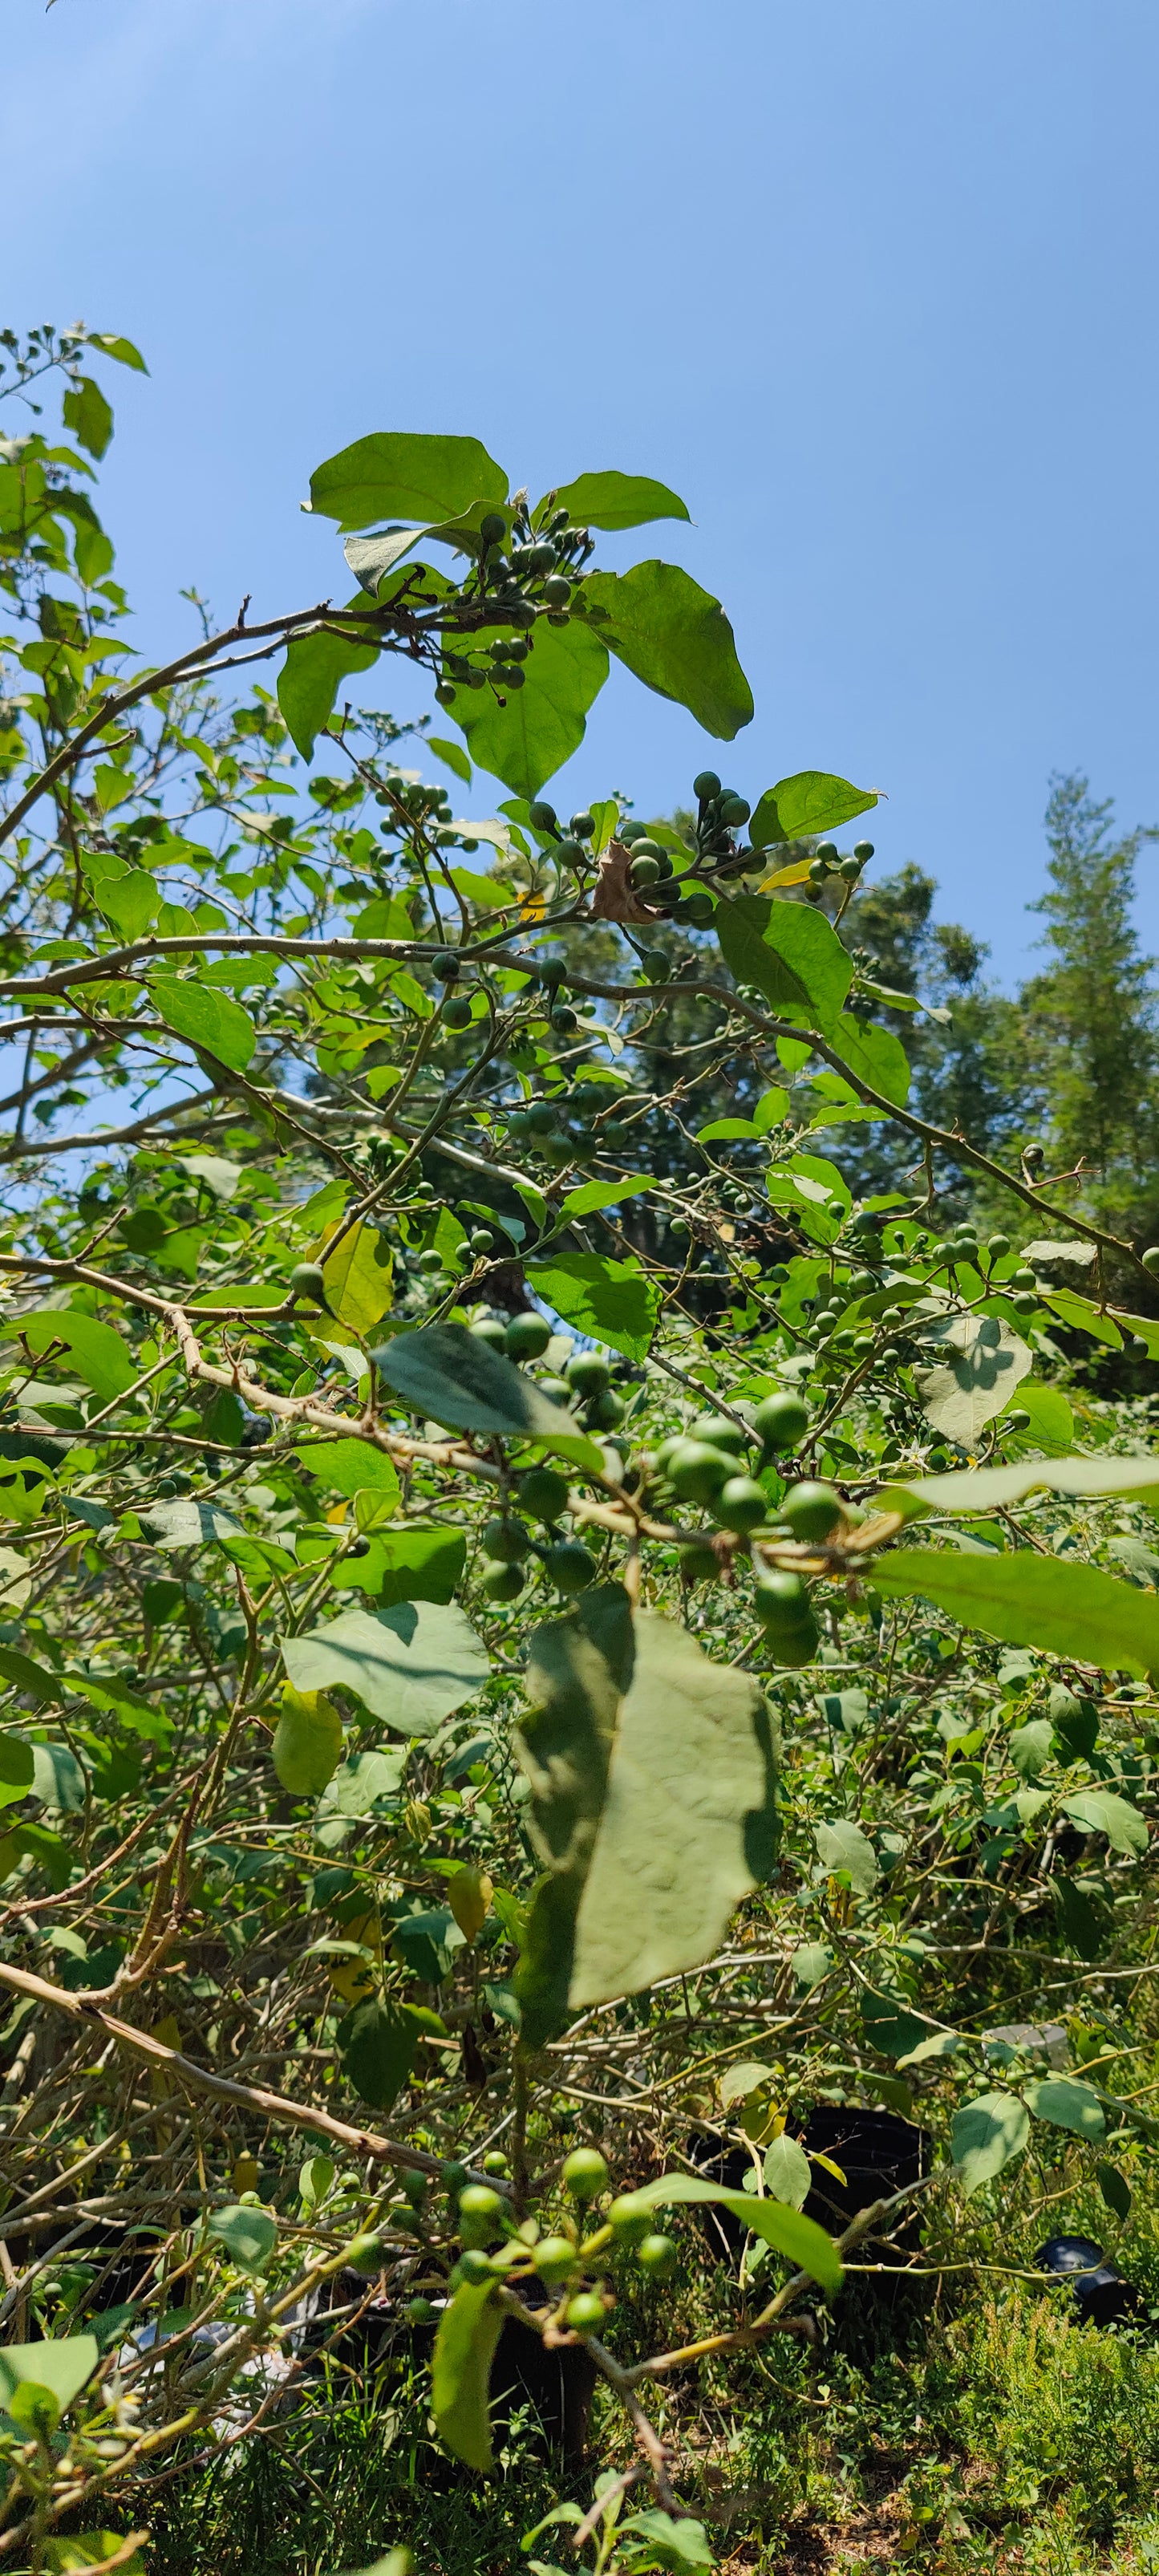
xmin=1019 ymin=773 xmax=1159 ymax=1236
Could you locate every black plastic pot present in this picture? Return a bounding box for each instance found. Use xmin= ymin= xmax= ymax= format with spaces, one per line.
xmin=1036 ymin=2235 xmax=1138 ymax=2330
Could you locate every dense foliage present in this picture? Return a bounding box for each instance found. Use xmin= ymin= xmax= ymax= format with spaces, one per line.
xmin=4 ymin=332 xmax=1159 ymax=2576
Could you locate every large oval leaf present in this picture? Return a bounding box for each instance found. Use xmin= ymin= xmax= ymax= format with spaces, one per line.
xmin=308 ymin=432 xmax=508 ymax=530
xmin=448 ymin=614 xmax=609 ymax=798
xmin=432 ymin=2278 xmax=505 ymax=2473
xmin=750 ymin=772 xmax=878 ymax=848
xmin=714 ymin=895 xmax=853 ymax=1028
xmin=371 ymin=1323 xmax=601 ymax=1465
xmin=582 ymin=562 xmax=753 ymax=740
xmin=634 ymin=2175 xmax=842 ymax=2294
xmin=149 ymin=976 xmax=256 ymax=1073
xmin=547 ymin=471 xmax=691 ymax=531
xmin=281 ymin=1600 xmax=488 ymax=1734
xmin=873 ymin=1548 xmax=1159 ymax=1679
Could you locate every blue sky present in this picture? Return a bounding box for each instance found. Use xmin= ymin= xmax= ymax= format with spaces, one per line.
xmin=6 ymin=0 xmax=1159 ymax=980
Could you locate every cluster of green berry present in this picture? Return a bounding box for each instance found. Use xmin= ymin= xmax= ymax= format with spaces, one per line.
xmin=805 ymin=837 xmax=874 ymax=898
xmin=433 ymin=505 xmax=593 ymax=704
xmin=646 ymin=1390 xmax=844 ymax=1665
xmin=396 ymin=2148 xmax=679 ymax=2337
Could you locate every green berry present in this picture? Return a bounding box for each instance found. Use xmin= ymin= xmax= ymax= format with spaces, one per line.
xmin=667 ymin=1440 xmax=732 ymax=1504
xmin=987 ymin=1233 xmax=1011 ymax=1259
xmin=518 ymin=1466 xmax=569 ymax=1523
xmin=780 ymin=1480 xmax=842 ymax=1542
xmin=505 ymin=1312 xmax=551 ymax=1361
xmin=551 ymin=1006 xmax=577 ymax=1032
xmin=289 ymin=1262 xmax=328 ymax=1305
xmin=528 ymin=801 xmax=557 ymax=830
xmin=533 ymin=2234 xmax=578 ymax=2286
xmin=479 ymin=513 xmax=507 ymax=546
xmin=562 ymin=2147 xmax=609 ymax=2202
xmin=441 ymin=995 xmax=473 ymax=1032
xmin=713 ymin=1475 xmax=768 ymax=1535
xmin=678 ymin=1540 xmax=720 ymax=1586
xmin=543 ymin=574 xmax=571 ymax=606
xmin=405 ymin=2296 xmax=438 ymax=2325
xmin=569 ymin=811 xmax=596 ymax=840
xmin=469 ymin=1228 xmax=495 ymax=1256
xmin=719 ymin=793 xmax=750 ymax=826
xmin=565 ymin=2292 xmax=606 ymax=2332
xmin=630 ymin=854 xmax=661 ymax=888
xmin=452 ymin=2249 xmax=495 ymax=2287
xmin=693 ymin=771 xmax=722 ymax=802
xmin=853 ymin=839 xmax=874 ymax=861
xmin=459 ymin=2184 xmax=505 ymax=2238
xmin=567 ymin=1351 xmax=610 ymax=1396
xmin=546 ymin=1540 xmax=598 ymax=1596
xmin=608 ymin=2193 xmax=654 ymax=2245
xmin=752 ymin=1392 xmax=809 ymax=1451
xmin=586 ymin=1387 xmax=625 ymax=1431
xmin=470 ymin=1316 xmax=508 ymax=1349
xmin=435 ymin=682 xmax=456 ymax=707
xmin=1142 ymin=1248 xmax=1159 ymax=1276
xmin=346 ymin=2233 xmax=387 ymax=2275
xmin=482 ymin=1561 xmax=525 ymax=1603
xmin=482 ymin=1515 xmax=530 ymax=1563
xmin=689 ymin=1413 xmax=750 ymax=1455
xmin=526 ymin=1099 xmax=557 ymax=1136
xmin=636 ymin=2233 xmax=678 ymax=2279
xmin=482 ymin=2151 xmax=510 ymax=2176
xmin=402 ymin=2169 xmax=428 ymax=2209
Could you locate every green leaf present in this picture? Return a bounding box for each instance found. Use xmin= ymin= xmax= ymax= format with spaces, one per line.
xmin=1063 ymin=1790 xmax=1149 ymax=1856
xmin=350 ymin=1526 xmax=468 ymax=1608
xmin=633 ymin=2176 xmax=841 ymax=2294
xmin=561 ymin=1176 xmax=655 ymax=1218
xmin=7 ymin=1310 xmax=136 ymax=1405
xmin=309 ymin=432 xmax=508 ymax=530
xmin=714 ymin=895 xmax=853 ymax=1028
xmin=913 ymin=1315 xmax=1033 ymax=1446
xmin=0 ymin=2335 xmax=99 ymax=2416
xmin=950 ymin=2092 xmax=1030 ymax=2196
xmin=336 ymin=1996 xmax=440 ymax=2109
xmin=427 ymin=733 xmax=472 ymax=784
xmin=273 ymin=1690 xmax=343 ymax=1796
xmin=861 ymin=1989 xmax=937 ymax=2059
xmin=1010 ymin=1719 xmax=1054 ymax=1780
xmin=345 ymin=526 xmax=440 ymax=592
xmin=873 ymin=1548 xmax=1159 ymax=1681
xmin=582 ymin=563 xmax=752 ymax=740
xmin=1001 ymin=1383 xmax=1075 ymax=1456
xmin=1097 ymin=2161 xmax=1132 ymax=2221
xmin=432 ymin=2277 xmax=505 ymax=2472
xmin=389 ymin=1903 xmax=465 ymax=1983
xmin=43 ymin=2537 xmax=147 ymax=2576
xmin=616 ymin=2513 xmax=715 ymax=2574
xmin=85 ymin=333 xmax=148 ymax=372
xmin=62 ymin=376 xmax=115 ymax=460
xmin=829 ymin=1014 xmax=910 ymax=1108
xmin=371 ymin=1323 xmax=601 ymax=1466
xmin=294 ymin=1438 xmax=400 ymax=1507
xmin=318 ymin=1746 xmax=406 ymax=1820
xmin=318 ymin=1220 xmax=395 ymax=1334
xmin=208 ymin=2204 xmax=278 ymax=2270
xmin=95 ymin=870 xmax=160 ymax=939
xmin=0 ymin=1735 xmax=34 ymax=1795
xmin=762 ymin=2132 xmax=812 ymax=2210
xmin=546 ymin=472 xmax=691 ymax=531
xmin=750 ymin=773 xmax=878 ymax=848
xmin=1024 ymin=2076 xmax=1105 ymax=2140
xmin=277 ymin=604 xmax=380 ymax=760
xmin=525 ymin=1252 xmax=660 ymax=1363
xmin=449 ymin=615 xmax=609 ymax=799
xmin=140 ymin=1495 xmax=241 ymax=1550
xmin=814 ymin=1818 xmax=878 ymax=1893
xmin=881 ymin=1450 xmax=1159 ymax=1521
xmin=1044 ymin=1288 xmax=1123 ymax=1350
xmin=31 ymin=1743 xmax=86 ymax=1813
xmin=149 ymin=976 xmax=256 ymax=1073
xmin=281 ymin=1600 xmax=488 ymax=1736
xmin=514 ymin=1588 xmax=776 ymax=2043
